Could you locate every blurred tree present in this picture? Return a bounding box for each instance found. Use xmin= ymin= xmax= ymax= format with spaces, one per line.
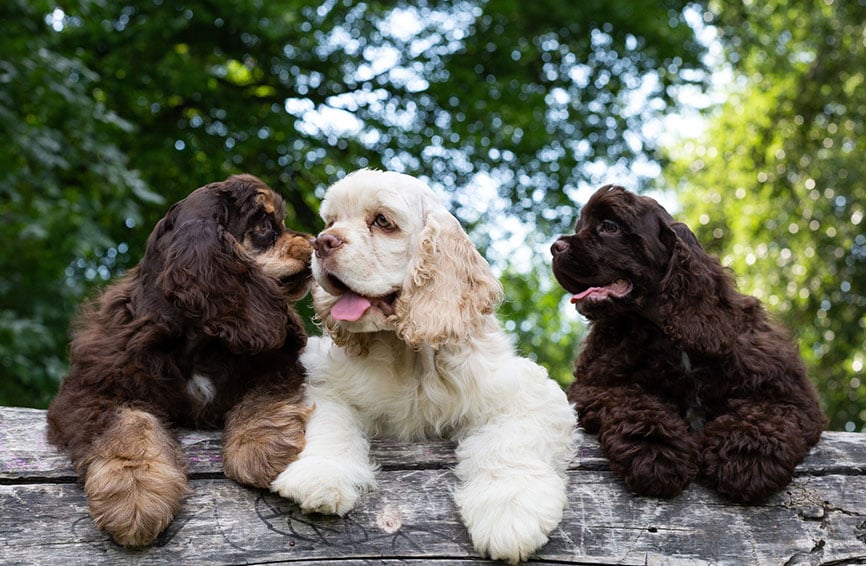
xmin=0 ymin=0 xmax=157 ymax=406
xmin=665 ymin=0 xmax=866 ymax=430
xmin=1 ymin=0 xmax=707 ymax=406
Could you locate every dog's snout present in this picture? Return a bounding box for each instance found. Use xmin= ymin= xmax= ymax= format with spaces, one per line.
xmin=551 ymin=238 xmax=569 ymax=256
xmin=313 ymin=233 xmax=344 ymax=258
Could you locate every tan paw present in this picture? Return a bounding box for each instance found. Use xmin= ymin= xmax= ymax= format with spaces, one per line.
xmin=223 ymin=399 xmax=313 ymax=488
xmin=84 ymin=409 xmax=188 ymax=546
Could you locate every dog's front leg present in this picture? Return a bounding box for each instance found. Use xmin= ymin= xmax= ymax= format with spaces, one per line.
xmin=453 ymin=420 xmax=570 ymax=564
xmin=83 ymin=407 xmax=189 ymax=546
xmin=577 ymin=382 xmax=700 ymax=498
xmin=699 ymin=398 xmax=821 ymax=503
xmin=270 ymin=392 xmax=376 ymax=515
xmin=452 ymin=369 xmax=575 ymax=565
xmin=223 ymin=383 xmax=313 ymax=489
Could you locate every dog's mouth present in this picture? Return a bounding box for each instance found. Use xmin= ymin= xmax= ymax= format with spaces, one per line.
xmin=326 ymin=273 xmax=399 ymax=321
xmin=570 ymin=279 xmax=633 ymax=306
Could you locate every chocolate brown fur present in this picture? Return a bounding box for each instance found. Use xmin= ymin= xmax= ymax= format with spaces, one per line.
xmin=551 ymin=185 xmax=826 ymax=502
xmin=47 ymin=174 xmax=313 ymax=545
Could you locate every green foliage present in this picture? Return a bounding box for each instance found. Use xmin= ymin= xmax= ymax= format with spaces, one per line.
xmin=0 ymin=0 xmax=152 ymax=406
xmin=666 ymin=0 xmax=866 ymax=430
xmin=2 ymin=0 xmax=707 ymax=407
xmin=497 ymin=260 xmax=585 ymax=388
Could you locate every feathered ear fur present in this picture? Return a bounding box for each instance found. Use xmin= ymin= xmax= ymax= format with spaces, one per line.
xmin=657 ymin=222 xmax=741 ymax=355
xmin=156 ymin=218 xmax=289 ymax=354
xmin=395 ymin=209 xmax=503 ymax=349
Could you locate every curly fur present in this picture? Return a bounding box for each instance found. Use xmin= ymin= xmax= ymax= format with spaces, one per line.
xmin=395 ymin=207 xmax=503 ymax=348
xmin=271 ymin=169 xmax=577 ymax=564
xmin=47 ymin=174 xmax=313 ymax=546
xmin=551 ymin=184 xmax=827 ymax=502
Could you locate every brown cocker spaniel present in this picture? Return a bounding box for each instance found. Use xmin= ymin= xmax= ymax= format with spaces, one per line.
xmin=551 ymin=185 xmax=826 ymax=502
xmin=47 ymin=174 xmax=313 ymax=546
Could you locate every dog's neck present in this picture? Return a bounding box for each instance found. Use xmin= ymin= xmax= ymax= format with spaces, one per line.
xmin=367 ymin=331 xmax=438 ymax=375
xmin=636 ymin=299 xmax=665 ymax=331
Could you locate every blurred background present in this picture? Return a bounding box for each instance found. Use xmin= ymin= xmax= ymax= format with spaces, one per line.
xmin=2 ymin=0 xmax=863 ymax=431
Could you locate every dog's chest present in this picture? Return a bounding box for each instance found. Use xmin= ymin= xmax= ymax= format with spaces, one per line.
xmin=186 ymin=373 xmax=217 ymax=408
xmin=680 ymin=351 xmax=708 ymax=432
xmin=365 ymin=379 xmax=465 ymax=439
xmin=351 ymin=362 xmax=468 ymax=439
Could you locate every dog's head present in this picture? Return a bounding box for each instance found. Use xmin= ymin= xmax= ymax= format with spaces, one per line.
xmin=147 ymin=174 xmax=313 ymax=353
xmin=550 ymin=185 xmax=692 ymax=320
xmin=551 ymin=184 xmax=747 ymax=353
xmin=310 ymin=169 xmax=502 ymax=353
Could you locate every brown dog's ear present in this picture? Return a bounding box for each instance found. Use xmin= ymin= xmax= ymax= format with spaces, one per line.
xmin=156 ymin=218 xmax=289 ymax=354
xmin=658 ymin=221 xmax=740 ymax=355
xmin=394 ymin=209 xmax=503 ymax=349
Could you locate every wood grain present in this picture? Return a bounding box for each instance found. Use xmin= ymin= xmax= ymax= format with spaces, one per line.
xmin=2 ymin=407 xmax=864 ymax=565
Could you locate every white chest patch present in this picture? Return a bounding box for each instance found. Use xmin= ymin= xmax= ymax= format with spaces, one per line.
xmin=186 ymin=374 xmax=217 ymax=407
xmin=680 ymin=351 xmax=706 ymax=431
xmin=681 ymin=351 xmax=693 ymax=373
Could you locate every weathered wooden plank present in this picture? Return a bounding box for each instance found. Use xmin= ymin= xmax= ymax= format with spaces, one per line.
xmin=1 ymin=407 xmax=865 ymax=565
xmin=2 ymin=469 xmax=865 ymax=564
xmin=556 ymin=472 xmax=866 ymax=565
xmin=0 ymin=407 xmax=74 ymax=480
xmin=0 ymin=472 xmax=473 ymax=565
xmin=4 ymin=407 xmax=863 ymax=477
xmin=0 ymin=407 xmax=461 ymax=479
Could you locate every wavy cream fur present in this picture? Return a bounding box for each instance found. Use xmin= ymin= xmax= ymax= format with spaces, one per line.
xmin=397 ymin=208 xmax=503 ymax=349
xmin=271 ymin=169 xmax=578 ymax=563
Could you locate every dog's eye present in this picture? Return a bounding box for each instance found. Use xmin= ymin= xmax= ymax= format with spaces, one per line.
xmin=252 ymin=222 xmax=277 ymax=247
xmin=600 ymin=220 xmax=621 ymax=234
xmin=372 ymin=214 xmax=395 ymax=231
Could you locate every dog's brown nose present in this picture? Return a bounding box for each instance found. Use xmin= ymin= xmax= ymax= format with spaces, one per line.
xmin=551 ymin=238 xmax=569 ymax=256
xmin=312 ymin=233 xmax=344 ymax=258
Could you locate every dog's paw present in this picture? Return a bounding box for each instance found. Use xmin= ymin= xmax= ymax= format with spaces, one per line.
xmin=601 ymin=419 xmax=699 ymax=498
xmin=85 ymin=409 xmax=188 ymax=546
xmin=223 ymin=402 xmax=313 ymax=488
xmin=700 ymin=415 xmax=803 ymax=502
xmin=270 ymin=456 xmax=374 ymax=516
xmin=456 ymin=468 xmax=566 ymax=564
xmin=618 ymin=446 xmax=698 ymax=498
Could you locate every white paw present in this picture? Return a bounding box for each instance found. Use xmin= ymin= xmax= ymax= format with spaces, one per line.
xmin=456 ymin=469 xmax=566 ymax=564
xmin=270 ymin=456 xmax=374 ymax=516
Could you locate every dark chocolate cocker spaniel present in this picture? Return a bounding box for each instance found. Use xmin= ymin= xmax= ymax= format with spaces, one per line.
xmin=551 ymin=185 xmax=826 ymax=502
xmin=47 ymin=174 xmax=313 ymax=546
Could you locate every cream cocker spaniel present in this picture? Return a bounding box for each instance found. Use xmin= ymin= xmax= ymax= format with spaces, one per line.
xmin=271 ymin=169 xmax=577 ymax=563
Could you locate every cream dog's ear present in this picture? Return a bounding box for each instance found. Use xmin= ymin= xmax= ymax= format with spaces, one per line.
xmin=395 ymin=208 xmax=503 ymax=349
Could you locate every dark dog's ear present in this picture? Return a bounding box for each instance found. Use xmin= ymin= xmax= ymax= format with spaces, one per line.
xmin=156 ymin=218 xmax=289 ymax=354
xmin=658 ymin=221 xmax=740 ymax=355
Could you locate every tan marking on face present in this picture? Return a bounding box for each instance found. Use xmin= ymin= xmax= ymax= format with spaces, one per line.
xmin=253 ymin=233 xmax=313 ymax=300
xmin=256 ymin=189 xmax=277 ymax=215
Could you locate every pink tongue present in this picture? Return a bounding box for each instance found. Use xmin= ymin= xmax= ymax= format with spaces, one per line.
xmin=571 ymin=287 xmax=602 ymax=303
xmin=331 ymin=291 xmax=372 ymax=321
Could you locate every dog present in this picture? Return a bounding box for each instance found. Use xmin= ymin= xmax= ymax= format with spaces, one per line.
xmin=550 ymin=184 xmax=827 ymax=502
xmin=47 ymin=174 xmax=314 ymax=546
xmin=269 ymin=169 xmax=577 ymax=564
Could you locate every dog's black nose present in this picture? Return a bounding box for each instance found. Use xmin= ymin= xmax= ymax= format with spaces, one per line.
xmin=312 ymin=233 xmax=343 ymax=258
xmin=551 ymin=239 xmax=569 ymax=256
